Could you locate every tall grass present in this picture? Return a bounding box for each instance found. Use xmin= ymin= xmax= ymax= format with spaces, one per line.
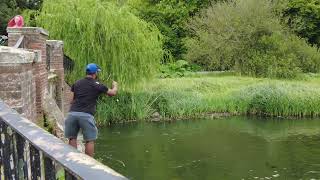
xmin=38 ymin=0 xmax=163 ymax=89
xmin=95 ymin=74 xmax=320 ymax=125
xmin=233 ymin=83 xmax=320 ymax=117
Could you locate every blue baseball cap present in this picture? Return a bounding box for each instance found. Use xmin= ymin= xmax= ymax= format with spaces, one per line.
xmin=86 ymin=63 xmax=101 ymax=74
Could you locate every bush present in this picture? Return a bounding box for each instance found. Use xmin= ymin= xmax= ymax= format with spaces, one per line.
xmin=243 ymin=32 xmax=320 ymax=78
xmin=159 ymin=60 xmax=200 ymax=78
xmin=128 ymin=0 xmax=212 ymax=60
xmin=22 ymin=9 xmax=40 ymax=27
xmin=185 ymin=0 xmax=281 ymax=71
xmin=0 ymin=0 xmax=43 ymax=35
xmin=0 ymin=0 xmax=18 ymax=35
xmin=185 ymin=0 xmax=320 ymax=78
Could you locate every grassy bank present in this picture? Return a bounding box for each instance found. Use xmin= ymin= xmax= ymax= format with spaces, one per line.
xmin=95 ymin=73 xmax=320 ymax=125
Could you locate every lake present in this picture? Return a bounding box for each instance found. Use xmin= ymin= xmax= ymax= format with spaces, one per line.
xmin=95 ymin=117 xmax=320 ymax=180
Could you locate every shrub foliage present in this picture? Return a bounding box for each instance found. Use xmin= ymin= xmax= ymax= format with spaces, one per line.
xmin=185 ymin=0 xmax=320 ymax=78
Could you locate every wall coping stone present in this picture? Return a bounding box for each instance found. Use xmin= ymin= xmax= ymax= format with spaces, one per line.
xmin=7 ymin=27 xmax=49 ymax=36
xmin=46 ymin=40 xmax=64 ymax=48
xmin=0 ymin=46 xmax=35 ymax=64
xmin=26 ymin=49 xmax=42 ymax=63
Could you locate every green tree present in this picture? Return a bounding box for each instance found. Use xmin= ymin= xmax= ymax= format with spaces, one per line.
xmin=0 ymin=0 xmax=18 ymax=35
xmin=0 ymin=0 xmax=43 ymax=35
xmin=16 ymin=0 xmax=43 ymax=9
xmin=185 ymin=0 xmax=320 ymax=78
xmin=38 ymin=0 xmax=163 ymax=89
xmin=283 ymin=0 xmax=320 ymax=46
xmin=129 ymin=0 xmax=212 ymax=61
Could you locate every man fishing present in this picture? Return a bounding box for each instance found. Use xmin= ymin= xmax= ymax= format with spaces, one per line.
xmin=65 ymin=63 xmax=118 ymax=157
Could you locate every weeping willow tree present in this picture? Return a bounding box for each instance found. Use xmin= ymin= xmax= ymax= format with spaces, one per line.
xmin=38 ymin=0 xmax=163 ymax=89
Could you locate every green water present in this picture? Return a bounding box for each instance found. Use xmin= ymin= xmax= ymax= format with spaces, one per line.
xmin=95 ymin=117 xmax=320 ymax=180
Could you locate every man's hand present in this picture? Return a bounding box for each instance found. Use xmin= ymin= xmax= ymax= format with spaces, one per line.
xmin=107 ymin=81 xmax=118 ymax=96
xmin=112 ymin=81 xmax=118 ymax=88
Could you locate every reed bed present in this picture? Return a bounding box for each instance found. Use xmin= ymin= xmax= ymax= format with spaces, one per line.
xmin=95 ymin=74 xmax=320 ymax=125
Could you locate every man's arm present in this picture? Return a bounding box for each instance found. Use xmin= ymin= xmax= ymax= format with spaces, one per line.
xmin=106 ymin=81 xmax=118 ymax=96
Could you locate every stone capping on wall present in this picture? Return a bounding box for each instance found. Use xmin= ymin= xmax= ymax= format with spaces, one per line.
xmin=27 ymin=49 xmax=42 ymax=63
xmin=0 ymin=46 xmax=35 ymax=64
xmin=46 ymin=40 xmax=63 ymax=47
xmin=7 ymin=27 xmax=49 ymax=36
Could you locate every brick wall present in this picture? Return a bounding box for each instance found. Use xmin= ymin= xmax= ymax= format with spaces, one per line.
xmin=3 ymin=27 xmax=74 ymax=124
xmin=0 ymin=47 xmax=37 ymax=122
xmin=46 ymin=40 xmax=65 ymax=113
xmin=7 ymin=27 xmax=49 ymax=120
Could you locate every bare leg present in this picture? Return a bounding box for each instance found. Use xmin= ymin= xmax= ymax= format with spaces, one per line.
xmin=69 ymin=138 xmax=77 ymax=149
xmin=85 ymin=141 xmax=95 ymax=157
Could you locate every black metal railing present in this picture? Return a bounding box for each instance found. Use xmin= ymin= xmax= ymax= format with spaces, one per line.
xmin=0 ymin=101 xmax=127 ymax=180
xmin=0 ymin=35 xmax=8 ymax=46
xmin=63 ymin=54 xmax=75 ymax=73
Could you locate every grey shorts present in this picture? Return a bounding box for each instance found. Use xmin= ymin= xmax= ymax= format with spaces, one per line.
xmin=64 ymin=112 xmax=98 ymax=141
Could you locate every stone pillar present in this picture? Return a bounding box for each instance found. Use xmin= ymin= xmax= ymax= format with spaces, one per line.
xmin=7 ymin=27 xmax=49 ymax=120
xmin=0 ymin=46 xmax=39 ymax=122
xmin=46 ymin=40 xmax=65 ymax=113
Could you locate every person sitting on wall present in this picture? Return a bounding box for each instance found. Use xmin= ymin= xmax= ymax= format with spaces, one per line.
xmin=7 ymin=15 xmax=24 ymax=28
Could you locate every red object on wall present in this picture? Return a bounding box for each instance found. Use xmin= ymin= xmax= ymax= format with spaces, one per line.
xmin=7 ymin=15 xmax=24 ymax=28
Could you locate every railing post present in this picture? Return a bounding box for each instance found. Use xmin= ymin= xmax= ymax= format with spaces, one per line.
xmin=30 ymin=145 xmax=41 ymax=180
xmin=2 ymin=123 xmax=17 ymax=180
xmin=44 ymin=156 xmax=56 ymax=180
xmin=0 ymin=120 xmax=3 ymax=178
xmin=65 ymin=169 xmax=77 ymax=180
xmin=15 ymin=133 xmax=28 ymax=179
